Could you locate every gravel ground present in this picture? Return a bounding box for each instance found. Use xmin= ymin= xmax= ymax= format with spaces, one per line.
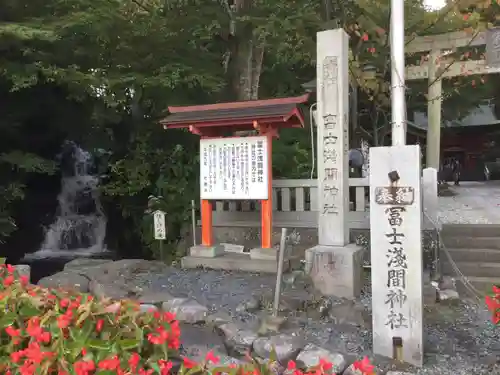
xmin=128 ymin=266 xmax=500 ymax=375
xmin=437 ymin=181 xmax=500 ymax=224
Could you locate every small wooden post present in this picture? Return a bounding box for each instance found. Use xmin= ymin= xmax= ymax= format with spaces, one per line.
xmin=200 ymin=199 xmax=213 ymax=246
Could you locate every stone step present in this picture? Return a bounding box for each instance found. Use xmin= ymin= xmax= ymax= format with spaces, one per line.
xmin=454 ymin=276 xmax=500 ymax=296
xmin=440 ymin=247 xmax=500 ymax=263
xmin=441 ymin=224 xmax=500 ymax=238
xmin=441 ymin=236 xmax=500 ymax=249
xmin=442 ymin=261 xmax=500 ymax=279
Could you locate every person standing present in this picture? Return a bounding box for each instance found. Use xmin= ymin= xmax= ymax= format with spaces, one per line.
xmin=452 ymin=158 xmax=461 ymax=186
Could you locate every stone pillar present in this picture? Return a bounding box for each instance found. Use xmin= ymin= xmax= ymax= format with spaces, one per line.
xmin=369 ymin=145 xmax=423 ymax=367
xmin=305 ymin=29 xmax=363 ymax=299
xmin=422 ymin=167 xmax=438 ymax=229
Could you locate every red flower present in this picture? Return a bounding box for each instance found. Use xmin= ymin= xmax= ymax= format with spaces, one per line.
xmin=353 ymin=356 xmax=375 ymax=374
xmin=163 ymin=311 xmax=176 ymax=322
xmin=361 ymin=33 xmax=369 ymax=41
xmin=5 ymin=326 xmax=20 ymax=337
xmin=129 ymin=353 xmax=141 ymax=372
xmin=19 ymin=275 xmax=29 ymax=286
xmin=98 ymin=356 xmax=121 ymax=370
xmin=159 ymin=360 xmax=173 ymax=375
xmin=183 ymin=357 xmax=197 ymax=369
xmin=319 ymin=358 xmax=332 ymax=371
xmin=57 ymin=314 xmax=72 ymax=329
xmin=6 ymin=264 xmax=15 ymax=274
xmin=3 ymin=275 xmax=14 ymax=287
xmin=95 ymin=319 xmax=104 ymax=333
xmin=287 ymin=360 xmax=297 ymax=370
xmin=205 ymin=351 xmax=220 ymax=364
xmin=74 ymin=359 xmax=95 ymax=375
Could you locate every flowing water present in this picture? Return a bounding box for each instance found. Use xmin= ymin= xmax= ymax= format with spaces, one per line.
xmin=23 ymin=141 xmax=110 ymax=260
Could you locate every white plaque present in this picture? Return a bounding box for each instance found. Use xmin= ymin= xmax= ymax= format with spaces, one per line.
xmin=200 ymin=136 xmax=269 ymax=200
xmin=369 ymin=145 xmax=423 ymax=367
xmin=153 ymin=210 xmax=166 ymax=240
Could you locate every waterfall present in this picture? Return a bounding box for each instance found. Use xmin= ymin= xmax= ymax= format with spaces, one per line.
xmin=25 ymin=141 xmax=109 ymax=259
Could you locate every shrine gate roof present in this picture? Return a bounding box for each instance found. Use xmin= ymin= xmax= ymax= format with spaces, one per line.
xmin=160 ymin=94 xmax=309 ymax=130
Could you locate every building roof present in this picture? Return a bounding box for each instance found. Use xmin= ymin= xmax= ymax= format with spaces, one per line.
xmin=160 ymin=94 xmax=310 ymax=132
xmin=413 ymin=103 xmax=500 ymax=129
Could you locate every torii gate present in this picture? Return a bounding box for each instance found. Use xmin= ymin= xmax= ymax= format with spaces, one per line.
xmin=404 ymin=30 xmax=500 ymax=170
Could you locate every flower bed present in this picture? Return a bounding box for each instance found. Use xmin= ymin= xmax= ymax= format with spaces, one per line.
xmin=0 ymin=264 xmax=375 ymax=375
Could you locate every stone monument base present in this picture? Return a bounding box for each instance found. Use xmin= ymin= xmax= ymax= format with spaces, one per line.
xmin=304 ymin=244 xmax=364 ymax=299
xmin=189 ymin=244 xmax=224 ymax=258
xmin=181 ymin=252 xmax=289 ymax=273
xmin=250 ymin=247 xmax=278 ymax=261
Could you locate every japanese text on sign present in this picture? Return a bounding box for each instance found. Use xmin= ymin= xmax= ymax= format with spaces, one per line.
xmin=153 ymin=210 xmax=166 ymax=240
xmin=320 ymin=56 xmax=341 ymax=216
xmin=375 ymin=187 xmax=415 ymax=206
xmin=200 ymin=136 xmax=269 ymax=200
xmin=384 ymin=206 xmax=408 ymax=330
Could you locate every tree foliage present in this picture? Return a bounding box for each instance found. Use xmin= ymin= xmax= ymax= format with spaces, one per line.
xmin=0 ymin=0 xmax=496 ymax=257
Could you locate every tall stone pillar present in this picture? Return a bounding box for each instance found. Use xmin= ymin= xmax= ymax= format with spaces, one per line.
xmin=305 ymin=29 xmax=364 ymax=299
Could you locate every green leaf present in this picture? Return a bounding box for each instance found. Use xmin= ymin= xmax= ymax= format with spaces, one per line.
xmin=19 ymin=304 xmax=41 ymax=318
xmin=88 ymin=339 xmax=112 ymax=351
xmin=118 ymin=338 xmax=140 ymax=350
xmin=269 ymin=346 xmax=277 ymax=363
xmin=0 ymin=312 xmax=17 ymax=328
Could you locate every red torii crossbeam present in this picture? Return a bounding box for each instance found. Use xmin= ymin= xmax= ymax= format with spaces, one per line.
xmin=160 ymin=94 xmax=309 ymax=251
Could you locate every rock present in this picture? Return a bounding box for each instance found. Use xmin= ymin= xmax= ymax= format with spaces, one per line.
xmin=260 ymin=291 xmax=305 ymax=312
xmin=386 ymin=372 xmax=415 ymax=375
xmin=283 ymin=270 xmax=305 ymax=286
xmin=182 ymin=345 xmax=242 ymax=367
xmin=257 ymin=315 xmax=287 ymax=335
xmin=306 ymin=297 xmax=332 ymax=319
xmin=63 ymin=259 xmax=111 ymax=272
xmin=206 ymin=311 xmax=233 ymax=328
xmin=236 ymin=296 xmax=261 ymax=313
xmin=438 ymin=289 xmax=460 ymax=302
xmin=88 ymin=280 xmax=132 ymax=300
xmin=162 ymin=298 xmax=208 ymax=323
xmin=138 ymin=291 xmax=175 ymax=307
xmin=296 ymin=344 xmax=346 ymax=374
xmin=217 ymin=323 xmax=258 ymax=358
xmin=14 ymin=265 xmax=31 ymax=280
xmin=38 ymin=271 xmax=90 ymax=292
xmin=342 ymin=364 xmax=361 ymax=375
xmin=252 ymin=334 xmax=305 ymax=364
xmin=329 ymin=300 xmax=370 ymax=328
xmin=140 ymin=304 xmax=158 ymax=313
xmin=439 ymin=276 xmax=456 ymax=290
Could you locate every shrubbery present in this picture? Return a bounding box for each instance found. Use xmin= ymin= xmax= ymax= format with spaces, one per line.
xmin=486 ymin=285 xmax=500 ymax=324
xmin=0 ymin=264 xmax=376 ymax=375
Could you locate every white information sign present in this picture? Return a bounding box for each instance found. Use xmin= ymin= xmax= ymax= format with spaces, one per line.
xmin=153 ymin=210 xmax=166 ymax=240
xmin=200 ymin=136 xmax=269 ymax=200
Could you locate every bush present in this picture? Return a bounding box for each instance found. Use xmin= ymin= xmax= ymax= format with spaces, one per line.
xmin=486 ymin=285 xmax=500 ymax=324
xmin=0 ymin=264 xmax=376 ymax=375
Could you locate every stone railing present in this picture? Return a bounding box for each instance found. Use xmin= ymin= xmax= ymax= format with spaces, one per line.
xmin=210 ymin=168 xmax=438 ymax=230
xmin=211 ymin=178 xmax=370 ymax=229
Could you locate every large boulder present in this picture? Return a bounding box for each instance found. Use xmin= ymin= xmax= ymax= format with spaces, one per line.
xmin=38 ymin=271 xmax=90 ymax=292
